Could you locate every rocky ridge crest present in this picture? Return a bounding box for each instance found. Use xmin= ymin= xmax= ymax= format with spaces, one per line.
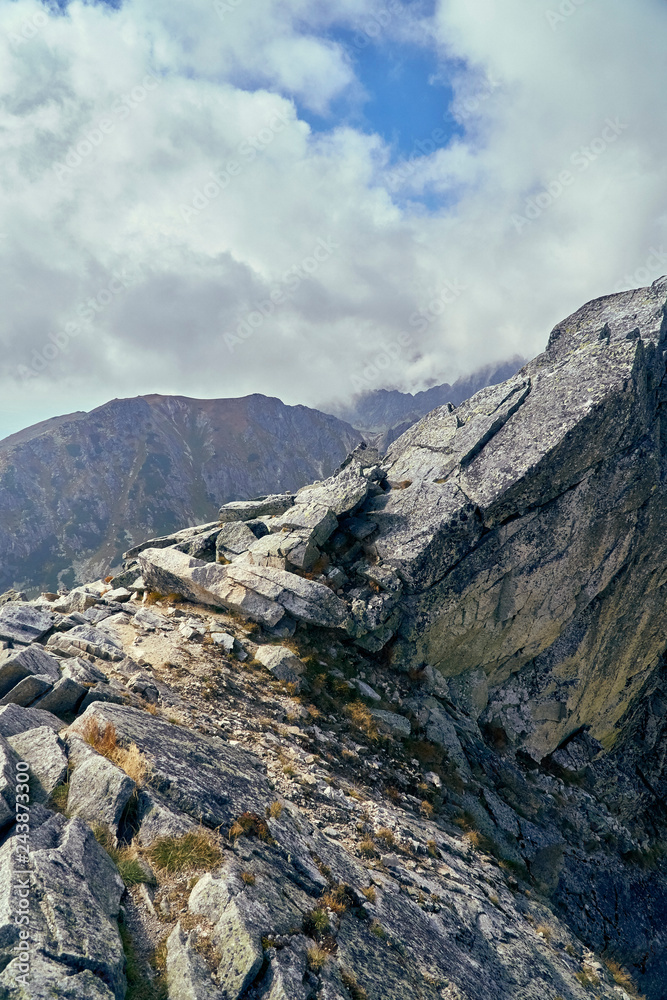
xmin=1 ymin=280 xmax=667 ymax=998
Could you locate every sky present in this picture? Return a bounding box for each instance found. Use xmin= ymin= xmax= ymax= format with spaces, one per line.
xmin=1 ymin=0 xmax=667 ymax=441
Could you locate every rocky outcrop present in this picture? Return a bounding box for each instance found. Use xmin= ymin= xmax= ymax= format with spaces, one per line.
xmin=127 ymin=279 xmax=667 ymax=761
xmin=327 ymin=357 xmax=525 ymax=451
xmin=0 ymin=393 xmax=362 ymax=594
xmin=3 ymin=281 xmax=667 ymax=999
xmin=0 ymin=563 xmax=664 ymax=996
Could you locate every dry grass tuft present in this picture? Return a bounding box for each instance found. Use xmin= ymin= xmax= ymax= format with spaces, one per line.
xmin=358 ymin=837 xmax=378 ymax=858
xmin=145 ymin=830 xmax=222 ymax=874
xmin=361 ymin=885 xmax=376 ymax=903
xmin=340 ymin=969 xmax=368 ymax=1000
xmin=604 ymin=959 xmax=646 ymax=998
xmin=303 ymin=907 xmax=330 ymax=939
xmin=228 ymin=811 xmax=270 ymax=842
xmin=306 ymin=945 xmax=329 ymax=972
xmin=374 ymin=828 xmax=396 ymax=850
xmin=321 ymin=884 xmax=349 ymax=915
xmin=575 ymin=968 xmax=601 ymax=989
xmin=266 ymin=801 xmax=283 ymax=820
xmin=344 ymin=702 xmax=379 ymax=740
xmin=80 ymin=718 xmax=149 ymax=786
xmin=93 ymin=826 xmax=156 ymax=887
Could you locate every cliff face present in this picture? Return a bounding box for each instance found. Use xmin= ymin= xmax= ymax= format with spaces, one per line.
xmin=378 ymin=278 xmax=667 ymax=758
xmin=0 ymin=394 xmax=361 ymax=594
xmin=135 ymin=278 xmax=667 ymax=762
xmin=3 ymin=281 xmax=667 ymax=1000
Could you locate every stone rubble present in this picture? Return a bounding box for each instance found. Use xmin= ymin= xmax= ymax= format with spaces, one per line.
xmin=0 ymin=282 xmax=666 ymax=997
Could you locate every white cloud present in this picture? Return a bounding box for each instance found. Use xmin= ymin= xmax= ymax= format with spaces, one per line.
xmin=1 ymin=0 xmax=667 ymax=440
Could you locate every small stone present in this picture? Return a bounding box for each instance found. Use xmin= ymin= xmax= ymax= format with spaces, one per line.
xmin=353 ymin=679 xmax=382 ymax=702
xmin=103 ymin=588 xmax=132 ymax=603
xmin=369 ymin=709 xmax=411 ymax=738
xmin=255 ymin=646 xmax=305 ymax=683
xmin=211 ymin=632 xmax=235 ymax=653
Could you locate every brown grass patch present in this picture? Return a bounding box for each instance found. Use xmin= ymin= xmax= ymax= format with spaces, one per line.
xmin=228 ymin=811 xmax=270 ymax=842
xmin=374 ymin=828 xmax=396 ymax=850
xmin=340 ymin=969 xmax=368 ymax=1000
xmin=604 ymin=959 xmax=646 ymax=998
xmin=79 ymin=718 xmax=149 ymax=786
xmin=145 ymin=830 xmax=222 ymax=874
xmin=344 ymin=702 xmax=379 ymax=740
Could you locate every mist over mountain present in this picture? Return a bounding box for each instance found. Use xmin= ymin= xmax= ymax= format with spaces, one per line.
xmin=327 ymin=357 xmax=525 ymax=449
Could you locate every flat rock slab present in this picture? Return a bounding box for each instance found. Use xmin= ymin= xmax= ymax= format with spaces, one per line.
xmin=217 ymin=521 xmax=258 ymax=557
xmin=254 ymin=645 xmax=305 ymax=685
xmin=123 ymin=521 xmax=220 ymax=560
xmin=61 ymin=656 xmax=109 ymax=686
xmin=0 ymin=815 xmax=125 ymax=999
xmin=33 ymin=676 xmax=87 ymax=715
xmin=7 ymin=725 xmax=68 ymax=801
xmin=219 ymin=494 xmax=295 ymax=522
xmin=0 ymin=673 xmax=53 ymax=707
xmin=0 ymin=703 xmax=62 ymax=738
xmin=295 ymin=466 xmax=371 ymax=517
xmin=138 ymin=547 xmax=352 ymax=632
xmin=0 ymin=644 xmax=61 ymax=698
xmin=0 ymin=603 xmax=53 ymax=645
xmin=47 ymin=624 xmax=125 ymax=661
xmin=70 ymin=703 xmax=272 ymax=834
xmin=370 ymin=709 xmax=411 ymax=738
xmin=0 ymin=735 xmax=19 ymax=830
xmin=67 ymin=745 xmax=136 ymax=836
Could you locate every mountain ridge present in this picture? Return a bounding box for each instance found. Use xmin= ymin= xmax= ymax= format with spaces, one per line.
xmin=0 ymin=364 xmax=521 ymax=594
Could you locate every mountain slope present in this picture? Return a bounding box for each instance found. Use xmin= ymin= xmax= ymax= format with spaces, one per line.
xmin=328 ymin=357 xmax=525 ymax=449
xmin=0 ymin=393 xmax=361 ymax=593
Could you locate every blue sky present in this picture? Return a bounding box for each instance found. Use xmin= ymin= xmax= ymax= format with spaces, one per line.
xmin=301 ymin=32 xmax=461 ymax=163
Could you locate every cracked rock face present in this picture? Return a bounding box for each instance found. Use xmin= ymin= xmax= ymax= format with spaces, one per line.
xmin=6 ymin=279 xmax=663 ymax=999
xmin=130 ymin=279 xmax=667 ymax=759
xmin=380 ymin=279 xmax=667 ymax=757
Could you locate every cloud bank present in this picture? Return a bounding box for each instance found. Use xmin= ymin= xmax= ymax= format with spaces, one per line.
xmin=1 ymin=0 xmax=666 ymax=438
